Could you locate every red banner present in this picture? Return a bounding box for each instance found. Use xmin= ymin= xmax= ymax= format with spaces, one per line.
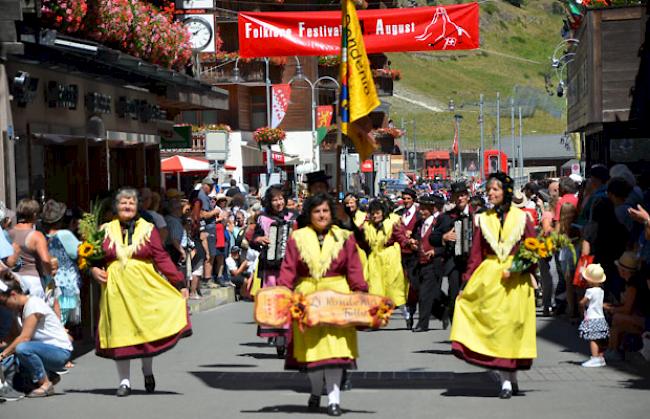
xmin=263 ymin=151 xmax=285 ymax=165
xmin=238 ymin=4 xmax=480 ymax=58
xmin=361 ymin=159 xmax=374 ymax=173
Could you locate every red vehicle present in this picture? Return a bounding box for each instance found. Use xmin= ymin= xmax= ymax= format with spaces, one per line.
xmin=423 ymin=151 xmax=450 ymax=179
xmin=483 ymin=149 xmax=508 ymax=177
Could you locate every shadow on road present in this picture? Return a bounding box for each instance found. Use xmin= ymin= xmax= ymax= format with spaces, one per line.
xmin=66 ymin=388 xmax=183 ymax=396
xmin=240 ymin=342 xmax=275 ymax=348
xmin=241 ymin=404 xmax=375 ymax=414
xmin=413 ymin=349 xmax=453 ymax=355
xmin=190 ymin=370 xmax=502 ymax=397
xmin=238 ymin=352 xmax=282 ymax=359
xmin=199 ymin=364 xmax=259 ymax=368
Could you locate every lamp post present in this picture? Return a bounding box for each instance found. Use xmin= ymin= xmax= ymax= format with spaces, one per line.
xmin=479 ymin=93 xmax=485 ymax=180
xmin=454 ymin=114 xmax=463 ymax=177
xmin=290 ymin=58 xmax=340 ymax=174
xmin=232 ymin=57 xmax=273 ymax=178
xmin=510 ymin=96 xmax=516 ymax=175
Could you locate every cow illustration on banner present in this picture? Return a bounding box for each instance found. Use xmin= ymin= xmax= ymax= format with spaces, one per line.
xmin=271 ymin=84 xmax=291 ymax=128
xmin=238 ymin=3 xmax=480 ymax=58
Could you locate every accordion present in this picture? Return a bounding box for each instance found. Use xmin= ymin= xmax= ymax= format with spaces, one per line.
xmin=265 ymin=221 xmax=293 ymax=267
xmin=453 ymin=217 xmax=473 ymax=257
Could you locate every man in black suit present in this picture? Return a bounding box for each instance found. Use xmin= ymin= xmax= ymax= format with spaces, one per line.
xmin=395 ymin=188 xmax=420 ymax=329
xmin=410 ymin=194 xmax=453 ymax=332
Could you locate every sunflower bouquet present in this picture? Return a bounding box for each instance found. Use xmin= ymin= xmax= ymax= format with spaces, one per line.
xmin=77 ymin=200 xmax=107 ymax=271
xmin=509 ymin=233 xmax=576 ymax=274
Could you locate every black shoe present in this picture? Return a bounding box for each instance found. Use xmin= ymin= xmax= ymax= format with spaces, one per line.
xmin=276 ymin=346 xmax=286 ymax=359
xmin=406 ymin=318 xmax=413 ymax=330
xmin=307 ymin=395 xmax=320 ymax=412
xmin=144 ymin=374 xmax=155 ymax=393
xmin=512 ymin=383 xmax=519 ymax=395
xmin=541 ymin=308 xmax=551 ymax=317
xmin=441 ymin=309 xmax=450 ymax=330
xmin=412 ymin=326 xmax=428 ymax=333
xmin=341 ymin=375 xmax=352 ymax=391
xmin=499 ymin=389 xmax=512 ymax=399
xmin=116 ymin=384 xmax=131 ymax=397
xmin=327 ymin=404 xmax=342 ymax=417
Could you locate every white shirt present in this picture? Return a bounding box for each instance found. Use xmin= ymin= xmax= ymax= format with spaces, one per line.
xmin=420 ymin=212 xmax=439 ymax=237
xmin=225 ymin=256 xmax=239 ymax=276
xmin=402 ymin=204 xmax=417 ymax=226
xmin=20 ymin=297 xmax=73 ymax=351
xmin=584 ymin=287 xmax=605 ymax=320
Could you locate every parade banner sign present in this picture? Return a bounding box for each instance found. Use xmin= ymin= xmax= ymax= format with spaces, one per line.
xmin=238 ymin=3 xmax=480 ymax=58
xmin=254 ymin=287 xmax=395 ymax=329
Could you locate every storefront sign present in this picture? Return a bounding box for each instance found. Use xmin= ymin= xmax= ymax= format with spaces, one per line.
xmin=46 ymin=81 xmax=78 ymax=109
xmin=161 ymin=125 xmax=192 ymax=149
xmin=116 ymin=97 xmax=166 ymax=122
xmin=85 ymin=92 xmax=112 ymax=114
xmin=239 ymin=3 xmax=479 ymax=58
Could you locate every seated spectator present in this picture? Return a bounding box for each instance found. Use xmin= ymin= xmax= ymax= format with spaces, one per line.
xmin=0 ymin=271 xmax=72 ymax=397
xmin=604 ymin=252 xmax=650 ymax=361
xmin=225 ymin=246 xmax=250 ymax=298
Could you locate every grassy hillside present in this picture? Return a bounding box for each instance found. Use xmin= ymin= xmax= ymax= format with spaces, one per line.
xmin=386 ymin=0 xmax=567 ymax=150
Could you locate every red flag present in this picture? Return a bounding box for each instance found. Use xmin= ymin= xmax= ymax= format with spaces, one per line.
xmin=271 ymin=84 xmax=291 ymax=128
xmin=452 ymin=119 xmax=459 ymax=155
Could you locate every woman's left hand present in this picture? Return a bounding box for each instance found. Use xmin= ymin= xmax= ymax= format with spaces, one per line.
xmin=501 ymin=270 xmax=511 ymax=280
xmin=180 ymin=288 xmax=189 ymax=300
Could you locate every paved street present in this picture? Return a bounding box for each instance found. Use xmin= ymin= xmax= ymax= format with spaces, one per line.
xmin=4 ymin=302 xmax=649 ymax=419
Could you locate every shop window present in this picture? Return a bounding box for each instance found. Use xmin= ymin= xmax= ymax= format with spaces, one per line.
xmin=251 ymin=94 xmax=267 ymax=130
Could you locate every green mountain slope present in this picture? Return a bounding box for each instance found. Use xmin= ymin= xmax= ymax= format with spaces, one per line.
xmin=386 ymin=0 xmax=567 ymax=150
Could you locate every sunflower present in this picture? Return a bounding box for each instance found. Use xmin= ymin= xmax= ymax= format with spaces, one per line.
xmin=78 ymin=242 xmax=94 ymax=258
xmin=78 ymin=257 xmax=88 ymax=271
xmin=524 ymin=238 xmax=540 ymax=251
xmin=538 ymin=243 xmax=549 ymax=259
xmin=545 ymin=237 xmax=555 ymax=253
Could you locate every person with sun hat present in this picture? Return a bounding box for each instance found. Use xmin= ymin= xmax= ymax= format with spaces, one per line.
xmin=578 ymin=263 xmax=609 ymax=368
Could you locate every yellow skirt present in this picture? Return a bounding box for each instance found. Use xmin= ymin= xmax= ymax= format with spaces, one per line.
xmin=98 ymin=259 xmax=187 ymax=349
xmin=450 ymin=255 xmax=537 ymax=360
xmin=292 ymin=275 xmax=358 ymax=363
xmin=366 ymin=243 xmax=408 ymax=307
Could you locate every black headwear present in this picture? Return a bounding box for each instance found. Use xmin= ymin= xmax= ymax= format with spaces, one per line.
xmin=487 ymin=172 xmax=514 ymax=217
xmin=402 ymin=188 xmax=417 ymax=199
xmin=304 ymin=170 xmax=332 ymax=185
xmin=450 ymin=181 xmax=469 ymax=195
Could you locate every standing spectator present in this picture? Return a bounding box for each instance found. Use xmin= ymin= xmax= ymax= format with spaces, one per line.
xmin=9 ymin=200 xmax=59 ymax=314
xmin=198 ymin=177 xmax=220 ymax=286
xmin=607 ymin=177 xmax=637 ymax=237
xmin=214 ymin=194 xmax=231 ymax=286
xmin=225 ymin=178 xmax=241 ymax=198
xmin=140 ymin=188 xmax=168 ymax=245
xmin=577 ymin=264 xmax=609 ymax=368
xmin=164 ymin=200 xmax=186 ymax=266
xmin=554 ymin=177 xmax=578 ymax=226
xmin=42 ymin=200 xmax=81 ymax=327
xmin=578 ymin=164 xmax=610 ymax=226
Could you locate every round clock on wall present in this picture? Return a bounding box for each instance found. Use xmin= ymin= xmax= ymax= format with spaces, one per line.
xmin=183 ymin=16 xmax=213 ymax=52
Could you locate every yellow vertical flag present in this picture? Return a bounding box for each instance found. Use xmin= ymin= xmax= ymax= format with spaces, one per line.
xmin=340 ymin=0 xmax=381 ymax=161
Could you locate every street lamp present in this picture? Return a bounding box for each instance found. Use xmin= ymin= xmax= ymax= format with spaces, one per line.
xmin=232 ymin=57 xmax=273 ymax=176
xmin=454 ymin=114 xmax=463 ymax=177
xmin=290 ymin=57 xmax=340 ymax=174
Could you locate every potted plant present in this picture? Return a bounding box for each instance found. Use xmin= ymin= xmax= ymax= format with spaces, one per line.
xmin=254 ymin=127 xmax=286 ymax=146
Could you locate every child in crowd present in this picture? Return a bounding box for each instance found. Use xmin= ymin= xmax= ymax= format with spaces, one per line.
xmin=578 ymin=264 xmax=609 ymax=368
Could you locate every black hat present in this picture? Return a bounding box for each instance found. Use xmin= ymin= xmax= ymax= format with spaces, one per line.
xmin=42 ymin=199 xmax=67 ymax=224
xmin=305 ymin=170 xmax=331 ymax=185
xmin=402 ymin=188 xmax=417 ymax=198
xmin=418 ymin=194 xmax=444 ymax=208
xmin=450 ymin=181 xmax=468 ymax=195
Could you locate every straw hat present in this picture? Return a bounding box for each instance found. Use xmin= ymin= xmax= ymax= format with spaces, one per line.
xmin=582 ymin=263 xmax=607 ymax=284
xmin=41 ymin=199 xmax=67 ymax=224
xmin=512 ymin=190 xmax=527 ymax=208
xmin=615 ymin=251 xmax=640 ymax=272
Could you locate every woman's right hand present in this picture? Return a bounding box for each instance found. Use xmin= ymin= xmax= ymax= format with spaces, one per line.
xmin=256 ymin=236 xmax=270 ymax=246
xmin=91 ymin=267 xmax=108 ymax=284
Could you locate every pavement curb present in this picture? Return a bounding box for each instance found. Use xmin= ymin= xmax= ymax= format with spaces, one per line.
xmin=188 ymin=287 xmax=236 ymax=314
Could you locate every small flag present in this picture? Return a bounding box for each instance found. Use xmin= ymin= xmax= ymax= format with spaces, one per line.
xmin=316 ymin=105 xmax=334 ymax=144
xmin=271 ymin=84 xmax=291 ymax=128
xmin=340 ymin=0 xmax=380 ymax=161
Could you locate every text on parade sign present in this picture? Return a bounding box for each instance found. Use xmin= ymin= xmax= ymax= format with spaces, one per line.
xmin=238 ymin=3 xmax=479 ymax=58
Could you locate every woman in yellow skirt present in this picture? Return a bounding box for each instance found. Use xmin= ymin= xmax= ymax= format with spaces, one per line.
xmin=90 ymin=188 xmax=191 ymax=397
xmin=360 ymin=199 xmax=409 ymax=310
xmin=450 ymin=172 xmax=537 ymax=399
xmin=278 ymin=193 xmax=368 ymax=416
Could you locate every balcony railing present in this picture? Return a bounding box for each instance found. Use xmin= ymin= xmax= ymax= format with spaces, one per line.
xmin=200 ymin=59 xmax=283 ymax=84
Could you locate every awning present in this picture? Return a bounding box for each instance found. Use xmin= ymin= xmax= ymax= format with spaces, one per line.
xmin=161 ymin=155 xmax=210 ymax=173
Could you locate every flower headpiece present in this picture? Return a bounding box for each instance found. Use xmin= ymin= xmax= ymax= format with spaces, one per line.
xmin=488 ymin=171 xmax=514 ymax=215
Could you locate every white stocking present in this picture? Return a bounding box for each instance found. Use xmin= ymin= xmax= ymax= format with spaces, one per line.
xmin=116 ymin=360 xmax=131 ymax=388
xmin=141 ymin=357 xmax=153 ymax=376
xmin=401 ymin=305 xmax=410 ymax=319
xmin=324 ymin=368 xmax=343 ymax=406
xmin=498 ymin=370 xmax=512 ymax=391
xmin=307 ymin=369 xmax=325 ymax=397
